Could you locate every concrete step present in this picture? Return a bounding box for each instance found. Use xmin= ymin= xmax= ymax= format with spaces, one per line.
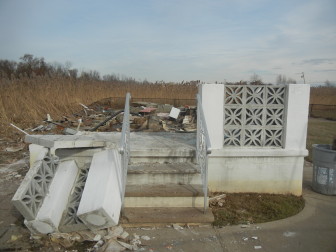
xmin=120 ymin=207 xmax=214 ymax=226
xmin=127 ymin=162 xmax=201 ymax=185
xmin=130 ymin=148 xmax=195 ymax=163
xmin=124 ymin=184 xmax=206 ymax=208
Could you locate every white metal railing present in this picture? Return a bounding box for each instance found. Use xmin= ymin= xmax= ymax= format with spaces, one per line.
xmin=119 ymin=93 xmax=131 ymax=206
xmin=196 ymin=94 xmax=212 ymax=213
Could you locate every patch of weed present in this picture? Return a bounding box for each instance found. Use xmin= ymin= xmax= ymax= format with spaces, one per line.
xmin=211 ymin=193 xmax=305 ymax=227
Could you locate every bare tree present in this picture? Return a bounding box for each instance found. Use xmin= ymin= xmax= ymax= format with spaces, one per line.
xmin=325 ymin=80 xmax=331 ymax=87
xmin=0 ymin=60 xmax=17 ymax=79
xmin=250 ymin=73 xmax=263 ymax=85
xmin=276 ymin=74 xmax=296 ymax=84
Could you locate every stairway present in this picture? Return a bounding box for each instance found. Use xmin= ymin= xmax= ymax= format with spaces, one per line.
xmin=121 ymin=132 xmax=214 ymax=225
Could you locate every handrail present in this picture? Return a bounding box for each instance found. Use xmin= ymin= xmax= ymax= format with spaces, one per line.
xmin=196 ymin=94 xmax=212 ymax=214
xmin=119 ymin=93 xmax=131 ymax=206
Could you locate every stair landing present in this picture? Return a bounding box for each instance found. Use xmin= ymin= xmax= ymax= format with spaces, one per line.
xmin=121 ymin=207 xmax=214 ymax=226
xmin=130 ymin=132 xmax=196 ymax=151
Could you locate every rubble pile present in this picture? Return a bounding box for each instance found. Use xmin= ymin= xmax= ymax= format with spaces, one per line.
xmin=28 ymin=99 xmax=197 ymax=135
xmin=209 ymin=194 xmax=226 ymax=208
xmin=31 ymin=225 xmax=149 ymax=251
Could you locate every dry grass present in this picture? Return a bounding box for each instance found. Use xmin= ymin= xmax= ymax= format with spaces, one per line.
xmin=306 ymin=118 xmax=336 ymax=162
xmin=0 ymin=76 xmax=197 ymax=138
xmin=212 ymin=193 xmax=305 ymax=226
xmin=1 ymin=79 xmax=335 ymax=139
xmin=310 ymin=86 xmax=336 ymax=105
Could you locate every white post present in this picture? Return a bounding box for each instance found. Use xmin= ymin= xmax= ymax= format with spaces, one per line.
xmin=199 ymin=84 xmax=225 ymax=149
xmin=284 ymin=84 xmax=311 ymax=150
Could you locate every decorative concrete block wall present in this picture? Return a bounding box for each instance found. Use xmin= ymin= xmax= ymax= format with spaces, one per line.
xmin=25 ymin=160 xmax=79 ymax=234
xmin=12 ymin=152 xmax=59 ymax=220
xmin=200 ymin=84 xmax=310 ymax=195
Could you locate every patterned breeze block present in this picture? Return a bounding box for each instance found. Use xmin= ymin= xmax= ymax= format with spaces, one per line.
xmin=12 ymin=151 xmax=59 ymax=220
xmin=58 ymin=162 xmax=91 ymax=233
xmin=24 ymin=160 xmax=78 ymax=234
xmin=224 ymin=85 xmax=286 ymax=147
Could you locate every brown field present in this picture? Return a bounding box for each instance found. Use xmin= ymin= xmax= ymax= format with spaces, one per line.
xmin=1 ymin=78 xmax=335 ymax=139
xmin=0 ymin=76 xmax=197 ymax=138
xmin=309 ymin=86 xmax=336 ymax=120
xmin=309 ymin=86 xmax=336 ymax=105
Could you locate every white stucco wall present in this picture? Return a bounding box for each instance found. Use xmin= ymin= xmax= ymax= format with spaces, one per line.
xmin=200 ymin=84 xmax=310 ymax=195
xmin=199 ymin=84 xmax=224 ymax=149
xmin=208 ymin=149 xmax=306 ymax=195
xmin=284 ymin=84 xmax=311 ymax=150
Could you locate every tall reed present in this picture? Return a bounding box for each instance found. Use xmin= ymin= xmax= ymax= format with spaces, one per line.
xmin=0 ymin=76 xmax=197 ymax=137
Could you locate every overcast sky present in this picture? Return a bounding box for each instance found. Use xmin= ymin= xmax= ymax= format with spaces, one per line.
xmin=0 ymin=0 xmax=335 ymax=83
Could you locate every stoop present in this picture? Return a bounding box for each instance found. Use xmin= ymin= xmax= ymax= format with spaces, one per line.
xmin=121 ymin=132 xmax=214 ymax=225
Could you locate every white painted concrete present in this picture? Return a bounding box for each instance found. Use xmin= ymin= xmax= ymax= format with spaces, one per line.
xmin=25 ymin=134 xmax=110 ymax=149
xmin=28 ymin=144 xmax=48 ymax=167
xmin=126 ymin=172 xmax=201 ymax=185
xmin=12 ymin=160 xmax=44 ymax=220
xmin=284 ymin=84 xmax=310 ymax=150
xmin=77 ymin=149 xmax=122 ymax=229
xmin=200 ymin=83 xmax=310 ymax=195
xmin=199 ymin=84 xmax=224 ymax=149
xmin=169 ymin=107 xmax=180 ymax=119
xmin=208 ymin=154 xmax=305 ymax=195
xmin=25 ymin=160 xmax=79 ymax=234
xmin=124 ymin=196 xmax=204 ymax=207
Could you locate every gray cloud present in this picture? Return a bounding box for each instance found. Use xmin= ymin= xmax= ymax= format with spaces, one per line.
xmin=313 ymin=69 xmax=336 ymax=72
xmin=301 ymin=58 xmax=336 ymax=65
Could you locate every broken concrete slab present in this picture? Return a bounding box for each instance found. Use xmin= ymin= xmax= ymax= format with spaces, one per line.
xmin=12 ymin=154 xmax=59 ymax=220
xmin=169 ymin=107 xmax=180 ymax=119
xmin=77 ymin=149 xmax=122 ymax=230
xmin=28 ymin=144 xmax=48 ymax=167
xmin=25 ymin=135 xmax=106 ymax=149
xmin=24 ymin=160 xmax=78 ymax=234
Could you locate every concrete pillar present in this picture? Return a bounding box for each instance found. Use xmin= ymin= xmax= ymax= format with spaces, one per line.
xmin=199 ymin=84 xmax=225 ymax=149
xmin=77 ymin=149 xmax=122 ymax=229
xmin=29 ymin=144 xmax=49 ymax=167
xmin=284 ymin=84 xmax=310 ymax=150
xmin=25 ymin=160 xmax=79 ymax=234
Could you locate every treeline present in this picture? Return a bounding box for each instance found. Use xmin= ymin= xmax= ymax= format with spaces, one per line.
xmin=0 ymin=54 xmax=142 ymax=83
xmin=0 ymin=54 xmax=203 ymax=86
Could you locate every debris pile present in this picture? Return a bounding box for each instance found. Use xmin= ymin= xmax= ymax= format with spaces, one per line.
xmin=209 ymin=194 xmax=226 ymax=207
xmin=32 ymin=225 xmax=150 ymax=252
xmin=27 ymin=99 xmax=197 ymax=135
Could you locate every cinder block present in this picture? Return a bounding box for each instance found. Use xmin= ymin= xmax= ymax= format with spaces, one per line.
xmin=77 ymin=149 xmax=122 ymax=230
xmin=12 ymin=153 xmax=59 ymax=220
xmin=58 ymin=163 xmax=91 ymax=233
xmin=25 ymin=160 xmax=79 ymax=234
